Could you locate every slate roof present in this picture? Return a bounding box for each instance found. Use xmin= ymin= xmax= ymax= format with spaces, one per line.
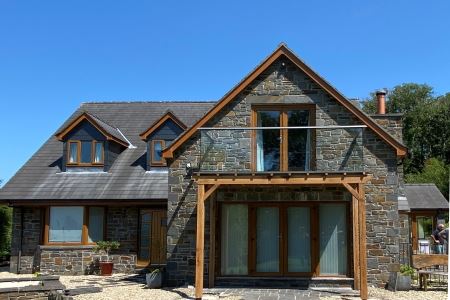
xmin=404 ymin=184 xmax=449 ymax=210
xmin=86 ymin=112 xmax=131 ymax=146
xmin=0 ymin=101 xmax=215 ymax=201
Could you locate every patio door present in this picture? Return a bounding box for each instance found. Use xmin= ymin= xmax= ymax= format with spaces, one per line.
xmin=249 ymin=205 xmax=312 ymax=276
xmin=138 ymin=209 xmax=167 ymax=266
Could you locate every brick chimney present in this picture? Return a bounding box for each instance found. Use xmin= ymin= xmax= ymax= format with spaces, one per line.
xmin=376 ymin=89 xmax=387 ymax=114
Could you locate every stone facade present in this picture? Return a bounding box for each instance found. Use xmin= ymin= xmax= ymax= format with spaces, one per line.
xmin=10 ymin=206 xmax=138 ymax=275
xmin=167 ymin=56 xmax=403 ymax=287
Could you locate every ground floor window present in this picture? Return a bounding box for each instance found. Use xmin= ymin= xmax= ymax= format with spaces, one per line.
xmin=220 ymin=202 xmax=349 ymax=277
xmin=45 ymin=206 xmax=104 ymax=244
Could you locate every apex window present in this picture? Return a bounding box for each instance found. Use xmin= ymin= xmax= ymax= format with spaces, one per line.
xmin=253 ymin=106 xmax=314 ymax=172
xmin=67 ymin=140 xmax=104 ymax=165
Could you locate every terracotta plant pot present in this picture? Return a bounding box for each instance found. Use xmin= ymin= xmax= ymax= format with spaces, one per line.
xmin=99 ymin=262 xmax=114 ymax=276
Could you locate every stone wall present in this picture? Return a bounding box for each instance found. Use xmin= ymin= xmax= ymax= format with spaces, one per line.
xmin=10 ymin=207 xmax=42 ymax=274
xmin=167 ymin=56 xmax=402 ymax=287
xmin=39 ymin=246 xmax=136 ymax=275
xmin=10 ymin=206 xmax=139 ymax=275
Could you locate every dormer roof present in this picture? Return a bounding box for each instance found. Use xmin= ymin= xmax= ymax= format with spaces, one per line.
xmin=55 ymin=112 xmax=130 ymax=147
xmin=139 ymin=110 xmax=187 ymax=141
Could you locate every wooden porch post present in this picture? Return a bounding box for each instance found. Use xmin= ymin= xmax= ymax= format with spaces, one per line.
xmin=195 ymin=184 xmax=205 ymax=300
xmin=208 ymin=196 xmax=216 ymax=288
xmin=358 ymin=183 xmax=368 ymax=300
xmin=352 ymin=194 xmax=360 ymax=290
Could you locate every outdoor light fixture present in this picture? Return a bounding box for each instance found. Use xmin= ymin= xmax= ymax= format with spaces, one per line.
xmin=186 ymin=162 xmax=193 ymax=176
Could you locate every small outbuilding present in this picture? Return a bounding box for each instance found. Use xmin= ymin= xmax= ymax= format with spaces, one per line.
xmin=399 ymin=183 xmax=449 ymax=256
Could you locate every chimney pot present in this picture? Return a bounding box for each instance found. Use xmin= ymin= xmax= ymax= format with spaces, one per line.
xmin=376 ymin=89 xmax=387 ymax=114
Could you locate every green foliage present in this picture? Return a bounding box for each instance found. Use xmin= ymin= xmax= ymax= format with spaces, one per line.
xmin=399 ymin=264 xmax=415 ymax=276
xmin=406 ymin=158 xmax=449 ymax=199
xmin=0 ymin=205 xmax=12 ymax=258
xmin=362 ymin=84 xmax=450 ymax=198
xmin=93 ymin=240 xmax=120 ymax=262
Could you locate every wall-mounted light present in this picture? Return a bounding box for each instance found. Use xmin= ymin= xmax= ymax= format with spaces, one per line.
xmin=186 ymin=162 xmax=193 ymax=176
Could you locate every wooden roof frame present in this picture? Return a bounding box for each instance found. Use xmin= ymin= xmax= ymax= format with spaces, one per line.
xmin=163 ymin=44 xmax=407 ymax=159
xmin=139 ymin=111 xmax=187 ymax=141
xmin=55 ymin=112 xmax=129 ymax=147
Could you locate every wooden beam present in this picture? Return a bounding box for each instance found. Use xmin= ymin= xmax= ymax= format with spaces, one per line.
xmin=352 ymin=195 xmax=360 ymax=291
xmin=195 ymin=175 xmax=369 ymax=186
xmin=195 ymin=184 xmax=205 ymax=299
xmin=342 ymin=182 xmax=360 ymax=200
xmin=358 ymin=183 xmax=368 ymax=300
xmin=208 ymin=197 xmax=216 ymax=288
xmin=204 ymin=184 xmax=220 ymax=201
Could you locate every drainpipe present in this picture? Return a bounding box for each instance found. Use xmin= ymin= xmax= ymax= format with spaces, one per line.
xmin=376 ymin=89 xmax=387 ymax=114
xmin=17 ymin=207 xmax=24 ymax=274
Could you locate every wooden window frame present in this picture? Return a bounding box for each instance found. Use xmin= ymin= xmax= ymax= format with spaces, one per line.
xmin=410 ymin=211 xmax=438 ymax=251
xmin=150 ymin=140 xmax=166 ymax=166
xmin=250 ymin=104 xmax=316 ymax=172
xmin=43 ymin=206 xmax=106 ymax=246
xmin=66 ymin=140 xmax=104 ymax=166
xmin=219 ymin=201 xmax=350 ymax=278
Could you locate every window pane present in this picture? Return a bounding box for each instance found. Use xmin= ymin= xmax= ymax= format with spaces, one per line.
xmin=153 ymin=141 xmax=163 ymax=162
xmin=49 ymin=207 xmax=83 ymax=242
xmin=287 ymin=207 xmax=311 ymax=272
xmin=94 ymin=142 xmax=103 ymax=163
xmin=221 ymin=204 xmax=248 ymax=275
xmin=88 ymin=207 xmax=104 ymax=243
xmin=319 ymin=204 xmax=347 ymax=275
xmin=256 ymin=207 xmax=279 ymax=272
xmin=256 ymin=111 xmax=280 ymax=171
xmin=81 ymin=141 xmax=92 ymax=163
xmin=417 ymin=217 xmax=433 ymax=239
xmin=139 ymin=212 xmax=152 ymax=261
xmin=288 ymin=110 xmax=310 ymax=171
xmin=69 ymin=143 xmax=78 ymax=163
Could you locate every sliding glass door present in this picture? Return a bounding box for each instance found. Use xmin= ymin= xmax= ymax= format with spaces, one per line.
xmin=319 ymin=204 xmax=347 ymax=275
xmin=221 ymin=202 xmax=348 ymax=277
xmin=256 ymin=207 xmax=280 ymax=273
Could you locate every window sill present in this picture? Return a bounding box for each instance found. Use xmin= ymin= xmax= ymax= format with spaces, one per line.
xmin=39 ymin=245 xmax=95 ymax=250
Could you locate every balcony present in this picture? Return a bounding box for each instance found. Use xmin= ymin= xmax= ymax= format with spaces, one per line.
xmin=199 ymin=126 xmax=365 ymax=173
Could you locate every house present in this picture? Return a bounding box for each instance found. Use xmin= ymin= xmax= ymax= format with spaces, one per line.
xmin=398 ymin=183 xmax=449 ymax=256
xmin=0 ymin=44 xmax=409 ymax=300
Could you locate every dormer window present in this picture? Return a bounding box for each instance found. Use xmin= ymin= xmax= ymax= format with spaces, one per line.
xmin=151 ymin=140 xmax=166 ymax=166
xmin=67 ymin=140 xmax=104 ymax=165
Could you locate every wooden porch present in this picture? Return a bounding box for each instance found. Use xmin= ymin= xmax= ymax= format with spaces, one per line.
xmin=193 ymin=172 xmax=370 ymax=300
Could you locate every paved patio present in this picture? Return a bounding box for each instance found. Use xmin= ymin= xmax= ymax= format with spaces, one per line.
xmin=204 ymin=287 xmax=360 ymax=300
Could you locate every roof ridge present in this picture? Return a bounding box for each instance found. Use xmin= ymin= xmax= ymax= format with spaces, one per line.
xmin=81 ymin=100 xmax=217 ymax=104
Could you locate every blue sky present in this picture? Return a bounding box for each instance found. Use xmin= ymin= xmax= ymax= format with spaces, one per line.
xmin=1 ymin=1 xmax=449 ymax=184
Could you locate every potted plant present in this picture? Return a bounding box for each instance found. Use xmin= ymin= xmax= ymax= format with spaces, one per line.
xmin=397 ymin=264 xmax=414 ymax=291
xmin=146 ymin=268 xmax=163 ymax=288
xmin=92 ymin=240 xmax=120 ymax=276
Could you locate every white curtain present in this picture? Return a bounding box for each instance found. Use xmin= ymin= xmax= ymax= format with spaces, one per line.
xmin=319 ymin=204 xmax=347 ymax=275
xmin=288 ymin=207 xmax=311 ymax=272
xmin=256 ymin=207 xmax=279 ymax=272
xmin=221 ymin=204 xmax=248 ymax=275
xmin=256 ymin=117 xmax=264 ymax=171
xmin=49 ymin=206 xmax=83 ymax=242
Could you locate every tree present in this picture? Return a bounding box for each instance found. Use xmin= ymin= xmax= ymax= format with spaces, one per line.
xmin=0 ymin=205 xmax=12 ymax=258
xmin=406 ymin=158 xmax=449 ymax=200
xmin=361 ymin=83 xmax=450 ymax=197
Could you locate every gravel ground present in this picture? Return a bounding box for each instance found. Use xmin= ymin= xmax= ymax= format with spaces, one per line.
xmin=0 ymin=271 xmax=447 ymax=299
